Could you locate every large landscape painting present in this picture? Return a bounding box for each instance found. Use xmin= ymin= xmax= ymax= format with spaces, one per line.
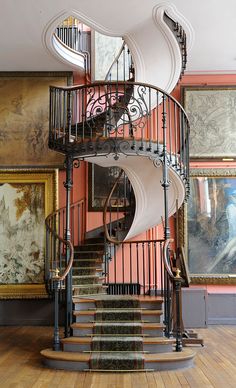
xmin=0 ymin=182 xmax=45 ymax=284
xmin=0 ymin=72 xmax=72 ymax=167
xmin=187 ymin=169 xmax=236 ymax=281
xmin=0 ymin=170 xmax=57 ymax=298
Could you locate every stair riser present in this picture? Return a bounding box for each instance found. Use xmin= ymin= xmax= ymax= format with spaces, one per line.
xmin=73 ymin=328 xmax=92 ymax=336
xmin=73 ymin=287 xmax=106 ymax=296
xmin=63 ymin=343 xmax=173 ymax=353
xmin=75 ymin=245 xmax=104 ymax=252
xmin=74 ymin=315 xmax=161 ymax=323
xmin=144 ymin=343 xmax=173 ymax=353
xmin=142 ymin=314 xmax=162 ymax=323
xmin=72 ymin=278 xmax=102 ymax=286
xmin=74 ymin=252 xmax=103 ymax=259
xmin=73 ymin=302 xmax=163 ymax=311
xmin=73 ymin=259 xmax=103 ymax=267
xmin=42 ymin=357 xmax=194 ymax=372
xmin=72 ymin=327 xmax=164 ymax=337
xmin=63 ymin=343 xmax=90 ymax=352
xmin=145 ymin=358 xmax=194 ymax=371
xmin=140 ymin=302 xmax=162 ymax=311
xmin=42 ymin=358 xmax=88 ymax=371
xmin=73 ymin=269 xmax=102 ymax=276
xmin=74 ymin=302 xmax=96 ymax=311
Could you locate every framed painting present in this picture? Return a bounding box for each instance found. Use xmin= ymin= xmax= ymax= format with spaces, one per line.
xmin=0 ymin=71 xmax=72 ymax=168
xmin=182 ymin=86 xmax=236 ymax=159
xmin=0 ymin=169 xmax=57 ymax=298
xmin=88 ymin=164 xmax=130 ymax=211
xmin=179 ymin=168 xmax=236 ymax=284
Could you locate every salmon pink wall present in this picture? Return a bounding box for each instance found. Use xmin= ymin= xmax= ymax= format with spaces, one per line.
xmin=58 ymin=158 xmax=87 ymax=208
xmin=173 ymin=73 xmax=236 ymax=293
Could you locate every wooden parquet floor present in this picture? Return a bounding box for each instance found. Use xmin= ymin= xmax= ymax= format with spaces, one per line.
xmin=0 ymin=325 xmax=236 ymax=387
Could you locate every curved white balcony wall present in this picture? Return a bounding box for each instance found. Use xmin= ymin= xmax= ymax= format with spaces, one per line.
xmin=52 ymin=34 xmax=85 ymax=70
xmin=85 ymin=154 xmax=185 ymax=240
xmin=41 ymin=2 xmax=193 ymax=91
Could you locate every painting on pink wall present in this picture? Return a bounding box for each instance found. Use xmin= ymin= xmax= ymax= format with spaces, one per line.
xmin=0 ymin=170 xmax=57 ymax=298
xmin=182 ymin=86 xmax=236 ymax=159
xmin=180 ymin=168 xmax=236 ymax=284
xmin=0 ymin=72 xmax=72 ymax=167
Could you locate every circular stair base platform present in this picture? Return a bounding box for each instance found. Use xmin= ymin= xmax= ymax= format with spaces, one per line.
xmin=41 ymin=348 xmax=195 ymax=372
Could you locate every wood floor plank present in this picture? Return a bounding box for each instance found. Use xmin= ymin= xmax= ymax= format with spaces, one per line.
xmin=2 ymin=326 xmax=236 ymax=387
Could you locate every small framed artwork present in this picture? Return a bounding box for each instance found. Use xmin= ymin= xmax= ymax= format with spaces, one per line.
xmin=182 ymin=86 xmax=236 ymax=159
xmin=179 ymin=168 xmax=236 ymax=284
xmin=0 ymin=169 xmax=57 ymax=298
xmin=88 ymin=164 xmax=130 ymax=212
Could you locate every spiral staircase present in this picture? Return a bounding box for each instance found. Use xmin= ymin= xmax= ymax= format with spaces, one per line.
xmin=41 ymin=10 xmax=195 ymax=372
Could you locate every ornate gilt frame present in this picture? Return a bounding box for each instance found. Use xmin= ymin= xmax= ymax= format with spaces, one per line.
xmin=178 ymin=168 xmax=236 ymax=284
xmin=0 ymin=169 xmax=58 ymax=298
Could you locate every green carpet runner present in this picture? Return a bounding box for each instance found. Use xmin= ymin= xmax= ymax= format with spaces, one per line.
xmin=89 ymin=297 xmax=145 ymax=370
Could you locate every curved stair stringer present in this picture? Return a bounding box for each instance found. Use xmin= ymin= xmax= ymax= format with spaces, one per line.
xmin=85 ymin=153 xmax=185 ymax=240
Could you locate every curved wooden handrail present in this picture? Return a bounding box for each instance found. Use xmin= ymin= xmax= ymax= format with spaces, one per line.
xmin=163 ymin=238 xmax=175 ymax=279
xmin=105 ymin=41 xmax=126 ymax=81
xmin=45 ymin=198 xmax=85 ymax=282
xmin=177 ymin=245 xmax=190 ymax=287
xmin=45 ymin=198 xmax=85 ymax=225
xmin=46 ymin=221 xmax=74 ymax=282
xmin=103 ymin=169 xmax=125 ymax=244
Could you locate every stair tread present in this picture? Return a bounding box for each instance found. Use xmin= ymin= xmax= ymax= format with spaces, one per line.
xmin=71 ymin=322 xmax=164 ymax=329
xmin=41 ymin=348 xmax=195 ymax=363
xmin=73 ymin=309 xmax=162 ymax=315
xmin=73 ymin=296 xmax=163 ymax=303
xmin=61 ymin=337 xmax=174 ymax=344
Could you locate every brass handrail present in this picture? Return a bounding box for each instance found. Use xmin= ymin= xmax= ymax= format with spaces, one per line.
xmin=163 ymin=238 xmax=175 ymax=279
xmin=46 ymin=198 xmax=85 ymax=282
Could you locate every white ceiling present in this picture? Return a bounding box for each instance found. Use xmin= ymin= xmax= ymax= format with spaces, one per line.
xmin=1 ymin=0 xmax=236 ymax=74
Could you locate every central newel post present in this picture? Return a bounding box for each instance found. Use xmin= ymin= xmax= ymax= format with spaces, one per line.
xmin=64 ymin=89 xmax=74 ymax=337
xmin=161 ymin=94 xmax=172 ymax=338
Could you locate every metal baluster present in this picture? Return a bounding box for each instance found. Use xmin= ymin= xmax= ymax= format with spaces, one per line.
xmin=148 ymin=241 xmax=151 ymax=295
xmin=136 ymin=242 xmax=139 ymax=288
xmin=142 ymin=242 xmax=145 ymax=296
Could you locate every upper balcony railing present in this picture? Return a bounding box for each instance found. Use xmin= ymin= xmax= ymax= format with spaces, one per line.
xmin=163 ymin=12 xmax=187 ymax=77
xmin=54 ymin=16 xmax=91 ymax=75
xmin=49 ymin=81 xmax=190 ymax=196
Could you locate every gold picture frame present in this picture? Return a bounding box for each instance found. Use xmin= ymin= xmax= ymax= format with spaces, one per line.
xmin=179 ymin=168 xmax=236 ymax=284
xmin=0 ymin=71 xmax=72 ymax=168
xmin=0 ymin=169 xmax=58 ymax=298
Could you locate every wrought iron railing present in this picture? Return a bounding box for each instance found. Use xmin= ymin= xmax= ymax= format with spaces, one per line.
xmin=163 ymin=238 xmax=184 ymax=351
xmin=163 ymin=13 xmax=187 ymax=77
xmin=104 ymin=239 xmax=164 ymax=296
xmin=49 ymin=81 xmax=190 ymax=194
xmin=103 ymin=237 xmax=184 ymax=351
xmin=45 ymin=198 xmax=86 ymax=284
xmin=105 ymin=41 xmax=134 ymax=82
xmin=45 ymin=197 xmax=86 ymax=346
